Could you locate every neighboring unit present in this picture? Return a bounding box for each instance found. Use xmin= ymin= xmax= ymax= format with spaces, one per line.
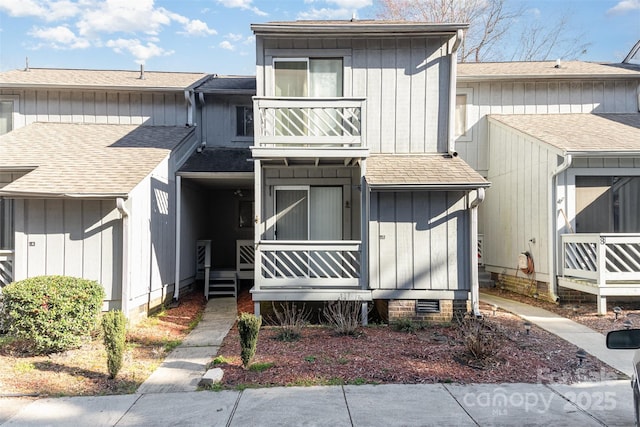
xmin=456 ymin=60 xmax=640 ymax=314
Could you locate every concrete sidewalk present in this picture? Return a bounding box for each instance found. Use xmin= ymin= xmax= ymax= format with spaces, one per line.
xmin=480 ymin=293 xmax=636 ymax=378
xmin=1 ymin=381 xmax=634 ymax=426
xmin=136 ymin=297 xmax=236 ymax=394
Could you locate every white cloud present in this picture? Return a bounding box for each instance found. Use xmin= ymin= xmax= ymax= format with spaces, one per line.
xmin=77 ymin=0 xmax=176 ymax=37
xmin=106 ymin=38 xmax=173 ymax=64
xmin=28 ymin=25 xmax=90 ymax=49
xmin=226 ymin=33 xmax=244 ymax=42
xmin=325 ymin=0 xmax=372 ymax=8
xmin=607 ymin=0 xmax=640 ymax=14
xmin=180 ymin=19 xmax=217 ymax=37
xmin=297 ymin=8 xmax=353 ymax=20
xmin=219 ymin=40 xmax=235 ymax=51
xmin=0 ymin=0 xmax=80 ymax=21
xmin=216 ymin=0 xmax=267 ymax=16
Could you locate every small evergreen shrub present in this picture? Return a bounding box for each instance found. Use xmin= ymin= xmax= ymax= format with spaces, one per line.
xmin=237 ymin=312 xmax=261 ymax=368
xmin=2 ymin=276 xmax=105 ymax=354
xmin=102 ymin=310 xmax=127 ymax=379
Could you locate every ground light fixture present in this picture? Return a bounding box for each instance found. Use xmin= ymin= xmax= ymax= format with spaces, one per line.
xmin=572 ymin=305 xmax=579 ymax=314
xmin=613 ymin=306 xmax=622 ymax=320
xmin=492 ymin=304 xmax=498 ymax=316
xmin=624 ymin=319 xmax=633 ymax=330
xmin=523 ymin=321 xmax=532 ymax=335
xmin=576 ymin=349 xmax=587 ymax=366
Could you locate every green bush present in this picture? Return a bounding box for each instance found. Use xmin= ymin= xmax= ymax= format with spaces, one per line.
xmin=102 ymin=310 xmax=127 ymax=379
xmin=237 ymin=312 xmax=262 ymax=368
xmin=2 ymin=276 xmax=105 ymax=354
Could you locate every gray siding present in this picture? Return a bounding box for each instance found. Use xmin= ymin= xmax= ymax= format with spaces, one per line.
xmin=368 ymin=191 xmax=469 ymax=292
xmin=484 ymin=121 xmax=557 ymax=281
xmin=256 ymin=36 xmax=453 ymax=154
xmin=457 ymin=80 xmax=640 ymax=174
xmin=0 ymin=88 xmax=189 ymax=129
xmin=198 ymin=94 xmax=254 ymax=148
xmin=13 ymin=198 xmax=123 ymax=308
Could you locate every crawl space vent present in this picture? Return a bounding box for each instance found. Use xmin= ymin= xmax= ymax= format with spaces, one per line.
xmin=416 ymin=300 xmax=440 ymax=314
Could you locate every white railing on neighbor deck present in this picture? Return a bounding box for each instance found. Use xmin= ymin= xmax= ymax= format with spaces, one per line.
xmin=477 ymin=234 xmax=484 ymax=266
xmin=561 ymin=233 xmax=640 ymax=283
xmin=254 ymin=97 xmax=366 ymax=148
xmin=0 ymin=250 xmax=14 ymax=287
xmin=257 ymin=240 xmax=361 ymax=288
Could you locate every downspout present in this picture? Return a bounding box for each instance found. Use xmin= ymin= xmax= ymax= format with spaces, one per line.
xmin=184 ymin=90 xmax=194 ymax=126
xmin=116 ymin=198 xmax=130 ymax=318
xmin=469 ymin=188 xmax=485 ymax=316
xmin=548 ymin=154 xmax=572 ymax=303
xmin=448 ymin=29 xmax=464 ymax=156
xmin=173 ymin=175 xmax=182 ymax=301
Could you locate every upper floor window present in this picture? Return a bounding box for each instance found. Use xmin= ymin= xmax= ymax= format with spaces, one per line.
xmin=0 ymin=98 xmax=17 ymax=136
xmin=236 ymin=106 xmax=254 ymax=138
xmin=455 ymin=88 xmax=473 ymax=142
xmin=274 ymin=58 xmax=343 ymax=98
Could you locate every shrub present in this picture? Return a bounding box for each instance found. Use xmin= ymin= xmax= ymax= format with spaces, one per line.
xmin=322 ymin=299 xmax=364 ymax=335
xmin=269 ymin=302 xmax=311 ymax=341
xmin=237 ymin=312 xmax=262 ymax=368
xmin=455 ymin=313 xmax=499 ymax=360
xmin=2 ymin=276 xmax=105 ymax=354
xmin=102 ymin=310 xmax=127 ymax=379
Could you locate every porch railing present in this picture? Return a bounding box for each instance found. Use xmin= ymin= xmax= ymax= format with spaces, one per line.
xmin=257 ymin=240 xmax=361 ymax=288
xmin=0 ymin=250 xmax=14 ymax=287
xmin=254 ymin=97 xmax=366 ymax=148
xmin=561 ymin=233 xmax=640 ymax=283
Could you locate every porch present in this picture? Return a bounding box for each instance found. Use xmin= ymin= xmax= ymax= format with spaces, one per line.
xmin=0 ymin=249 xmax=12 ymax=287
xmin=559 ymin=233 xmax=640 ymax=315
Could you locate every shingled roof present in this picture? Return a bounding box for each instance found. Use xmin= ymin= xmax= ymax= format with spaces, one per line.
xmin=366 ymin=154 xmax=489 ymax=189
xmin=0 ymin=123 xmax=194 ymax=197
xmin=489 ymin=113 xmax=640 ymax=154
xmin=457 ymin=61 xmax=640 ymax=81
xmin=0 ymin=68 xmax=209 ymax=90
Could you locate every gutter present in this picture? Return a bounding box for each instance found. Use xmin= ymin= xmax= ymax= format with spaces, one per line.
xmin=116 ymin=197 xmax=131 ymax=318
xmin=448 ymin=29 xmax=464 ymax=156
xmin=547 ymin=154 xmax=573 ymax=303
xmin=367 ymin=183 xmax=490 ymax=191
xmin=469 ymin=188 xmax=485 ymax=317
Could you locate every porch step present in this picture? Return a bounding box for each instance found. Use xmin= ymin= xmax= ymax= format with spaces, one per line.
xmin=207 ymin=277 xmax=237 ymax=299
xmin=478 ymin=268 xmax=494 ymax=288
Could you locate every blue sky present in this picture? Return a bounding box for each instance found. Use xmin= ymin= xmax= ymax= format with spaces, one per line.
xmin=0 ymin=0 xmax=638 ymax=75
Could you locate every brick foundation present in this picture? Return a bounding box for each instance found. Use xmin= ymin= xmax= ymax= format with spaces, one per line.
xmin=492 ymin=272 xmax=556 ymax=303
xmin=387 ymin=299 xmax=469 ymax=323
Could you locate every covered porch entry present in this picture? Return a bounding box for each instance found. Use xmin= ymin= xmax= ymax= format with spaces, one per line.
xmin=175 ymin=148 xmax=255 ymax=300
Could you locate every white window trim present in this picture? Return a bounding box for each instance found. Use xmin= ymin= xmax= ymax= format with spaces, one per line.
xmin=232 ymin=104 xmax=254 ymax=143
xmin=0 ymin=95 xmax=20 ymax=134
xmin=455 ymin=88 xmax=473 ymax=143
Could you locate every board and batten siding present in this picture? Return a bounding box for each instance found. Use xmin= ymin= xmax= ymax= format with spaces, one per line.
xmin=12 ymin=198 xmax=123 ymax=309
xmin=457 ymin=80 xmax=640 ymax=175
xmin=484 ymin=119 xmax=560 ymax=282
xmin=199 ymin=94 xmax=254 ymax=148
xmin=0 ymin=88 xmax=189 ymax=129
xmin=255 ymin=36 xmax=453 ymax=154
xmin=368 ymin=191 xmax=469 ymax=294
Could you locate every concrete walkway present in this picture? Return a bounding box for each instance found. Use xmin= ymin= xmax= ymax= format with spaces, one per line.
xmin=480 ymin=293 xmax=637 ymax=378
xmin=136 ymin=297 xmax=236 ymax=394
xmin=1 ymin=381 xmax=634 ymax=426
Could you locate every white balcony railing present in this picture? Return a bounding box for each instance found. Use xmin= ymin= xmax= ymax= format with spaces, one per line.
xmin=257 ymin=240 xmax=361 ymax=288
xmin=561 ymin=233 xmax=640 ymax=283
xmin=253 ymin=97 xmax=366 ymax=149
xmin=0 ymin=250 xmax=14 ymax=287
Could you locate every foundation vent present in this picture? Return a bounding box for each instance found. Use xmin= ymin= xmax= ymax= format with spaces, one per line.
xmin=416 ymin=300 xmax=440 ymax=314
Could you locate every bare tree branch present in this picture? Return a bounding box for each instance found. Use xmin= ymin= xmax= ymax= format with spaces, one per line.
xmin=375 ymin=0 xmax=591 ymax=62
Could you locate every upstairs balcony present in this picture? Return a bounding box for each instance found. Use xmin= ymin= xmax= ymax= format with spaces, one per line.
xmin=252 ymin=97 xmax=369 ymax=162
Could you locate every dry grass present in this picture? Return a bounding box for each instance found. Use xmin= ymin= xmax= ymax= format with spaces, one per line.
xmin=0 ymin=291 xmax=206 ymax=397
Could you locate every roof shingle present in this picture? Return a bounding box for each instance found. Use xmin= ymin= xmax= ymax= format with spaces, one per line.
xmin=489 ymin=113 xmax=640 ymax=153
xmin=0 ymin=123 xmax=194 ymax=197
xmin=366 ymin=154 xmax=488 ymax=188
xmin=457 ymin=61 xmax=640 ymax=81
